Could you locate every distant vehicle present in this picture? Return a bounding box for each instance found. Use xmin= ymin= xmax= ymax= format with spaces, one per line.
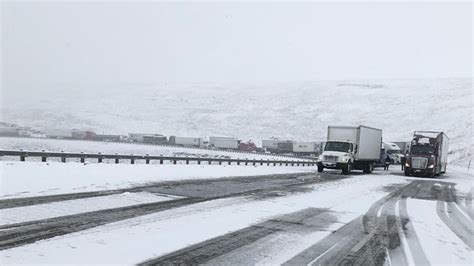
xmin=239 ymin=140 xmax=257 ymax=152
xmin=44 ymin=129 xmax=73 ymax=139
xmin=404 ymin=131 xmax=449 ymax=177
xmin=213 ymin=138 xmax=239 ymax=150
xmin=169 ymin=136 xmax=202 ymax=147
xmin=277 ymin=140 xmax=294 ymax=154
xmin=293 ymin=142 xmax=318 ymax=156
xmin=393 ymin=141 xmax=411 ymax=155
xmin=384 ymin=142 xmax=403 ymax=164
xmin=317 ymin=125 xmax=382 ymax=175
xmin=262 ymin=139 xmax=279 ymax=153
xmin=142 ymin=135 xmax=168 ymax=144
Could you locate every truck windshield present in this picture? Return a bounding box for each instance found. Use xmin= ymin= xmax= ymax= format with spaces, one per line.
xmin=325 ymin=142 xmax=352 ymax=152
xmin=410 ymin=145 xmax=434 ymax=155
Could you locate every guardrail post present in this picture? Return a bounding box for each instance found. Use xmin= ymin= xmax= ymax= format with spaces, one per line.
xmin=297 ymin=162 xmax=300 ymax=166
xmin=237 ymin=161 xmax=240 ymax=165
xmin=198 ymin=160 xmax=201 ymax=165
xmin=173 ymin=160 xmax=177 ymax=164
xmin=61 ymin=157 xmax=66 ymax=163
xmin=186 ymin=160 xmax=189 ymax=165
xmin=253 ymin=161 xmax=256 ymax=166
xmin=115 ymin=158 xmax=119 ymax=164
xmin=146 ymin=154 xmax=150 ymax=164
xmin=260 ymin=161 xmax=263 ymax=166
xmin=209 ymin=160 xmax=212 ymax=165
xmin=273 ymin=162 xmax=276 ymax=166
xmin=42 ymin=156 xmax=47 ymax=162
xmin=160 ymin=159 xmax=163 ymax=164
xmin=228 ymin=161 xmax=231 ymax=165
xmin=291 ymin=162 xmax=294 ymax=166
xmin=285 ymin=162 xmax=288 ymax=166
xmin=280 ymin=162 xmax=282 ymax=166
xmin=131 ymin=158 xmax=134 ymax=164
xmin=20 ymin=155 xmax=25 ymax=161
xmin=267 ymin=161 xmax=270 ymax=166
xmin=219 ymin=161 xmax=222 ymax=165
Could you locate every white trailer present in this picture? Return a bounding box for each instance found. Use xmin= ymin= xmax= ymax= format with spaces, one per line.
xmin=173 ymin=137 xmax=202 ymax=147
xmin=209 ymin=136 xmax=236 ymax=146
xmin=213 ymin=138 xmax=239 ymax=149
xmin=318 ymin=125 xmax=382 ymax=174
xmin=262 ymin=139 xmax=279 ymax=149
xmin=293 ymin=142 xmax=318 ymax=155
xmin=45 ymin=129 xmax=73 ymax=139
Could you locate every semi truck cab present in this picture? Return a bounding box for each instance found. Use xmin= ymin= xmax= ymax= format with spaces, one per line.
xmin=404 ymin=131 xmax=448 ymax=177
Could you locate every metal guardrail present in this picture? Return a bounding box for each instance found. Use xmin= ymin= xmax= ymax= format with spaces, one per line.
xmin=0 ymin=150 xmax=317 ymax=166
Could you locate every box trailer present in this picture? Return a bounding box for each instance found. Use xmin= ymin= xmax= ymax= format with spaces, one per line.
xmin=318 ymin=125 xmax=382 ymax=174
xmin=404 ymin=131 xmax=448 ymax=177
xmin=170 ymin=136 xmax=202 ymax=147
xmin=293 ymin=142 xmax=318 ymax=155
xmin=209 ymin=136 xmax=235 ymax=146
xmin=213 ymin=138 xmax=239 ymax=149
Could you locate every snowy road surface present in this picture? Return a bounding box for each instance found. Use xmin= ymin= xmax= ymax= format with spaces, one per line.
xmin=0 ymin=164 xmax=472 ymax=265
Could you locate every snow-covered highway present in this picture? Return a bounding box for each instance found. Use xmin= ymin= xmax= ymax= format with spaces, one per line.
xmin=0 ymin=163 xmax=472 ymax=265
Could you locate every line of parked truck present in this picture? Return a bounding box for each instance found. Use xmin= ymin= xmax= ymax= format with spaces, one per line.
xmin=316 ymin=125 xmax=449 ymax=177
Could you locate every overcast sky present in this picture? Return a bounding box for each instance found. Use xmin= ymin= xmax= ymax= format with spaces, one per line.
xmin=1 ymin=1 xmax=472 ymax=92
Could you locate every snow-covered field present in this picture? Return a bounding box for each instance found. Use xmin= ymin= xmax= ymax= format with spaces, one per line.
xmin=0 ymin=136 xmax=303 ymax=161
xmin=0 ymin=161 xmax=317 ymax=199
xmin=2 ymin=78 xmax=472 ymax=166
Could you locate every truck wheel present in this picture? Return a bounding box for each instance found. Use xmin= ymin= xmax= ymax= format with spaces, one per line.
xmin=404 ymin=170 xmax=410 ymax=176
xmin=363 ymin=163 xmax=373 ymax=173
xmin=317 ymin=165 xmax=324 ymax=173
xmin=342 ymin=162 xmax=352 ymax=175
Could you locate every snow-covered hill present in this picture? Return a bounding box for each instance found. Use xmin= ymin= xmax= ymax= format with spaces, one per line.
xmin=2 ymin=78 xmax=472 ymax=166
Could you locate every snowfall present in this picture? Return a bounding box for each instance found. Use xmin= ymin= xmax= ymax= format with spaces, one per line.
xmin=0 ymin=78 xmax=473 ymax=265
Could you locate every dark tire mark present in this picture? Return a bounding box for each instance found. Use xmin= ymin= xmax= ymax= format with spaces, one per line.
xmin=0 ymin=172 xmax=330 ymax=209
xmin=0 ymin=172 xmax=348 ymax=250
xmin=0 ymin=197 xmax=204 ymax=250
xmin=139 ymin=208 xmax=333 ymax=266
xmin=283 ymin=217 xmax=366 ymax=266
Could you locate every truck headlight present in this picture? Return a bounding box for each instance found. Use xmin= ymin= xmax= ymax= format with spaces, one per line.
xmin=405 ymin=163 xmax=410 ymax=167
xmin=342 ymin=158 xmax=348 ymax=163
xmin=428 ymin=164 xmax=434 ymax=168
xmin=318 ymin=155 xmax=323 ymax=161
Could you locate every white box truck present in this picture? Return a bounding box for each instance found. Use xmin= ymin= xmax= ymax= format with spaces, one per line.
xmin=317 ymin=125 xmax=382 ymax=174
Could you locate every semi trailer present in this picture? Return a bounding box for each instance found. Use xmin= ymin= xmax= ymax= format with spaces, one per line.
xmin=404 ymin=131 xmax=448 ymax=177
xmin=317 ymin=125 xmax=382 ymax=175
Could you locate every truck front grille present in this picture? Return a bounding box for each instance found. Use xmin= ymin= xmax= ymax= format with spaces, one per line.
xmin=324 ymin=155 xmax=338 ymax=162
xmin=411 ymin=157 xmax=428 ymax=169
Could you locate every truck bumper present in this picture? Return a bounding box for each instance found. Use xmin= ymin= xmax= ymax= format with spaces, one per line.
xmin=405 ymin=167 xmax=435 ymax=176
xmin=318 ymin=161 xmax=344 ymax=169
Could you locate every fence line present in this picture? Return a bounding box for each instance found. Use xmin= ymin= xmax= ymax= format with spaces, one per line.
xmin=0 ymin=149 xmax=317 ymax=167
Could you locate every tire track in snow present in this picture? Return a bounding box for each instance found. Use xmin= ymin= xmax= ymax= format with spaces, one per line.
xmin=0 ymin=173 xmax=343 ymax=250
xmin=436 ymin=184 xmax=474 ymax=249
xmin=139 ymin=208 xmax=335 ymax=266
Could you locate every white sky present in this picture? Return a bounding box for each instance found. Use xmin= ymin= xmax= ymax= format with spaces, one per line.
xmin=1 ymin=1 xmax=472 ymax=91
